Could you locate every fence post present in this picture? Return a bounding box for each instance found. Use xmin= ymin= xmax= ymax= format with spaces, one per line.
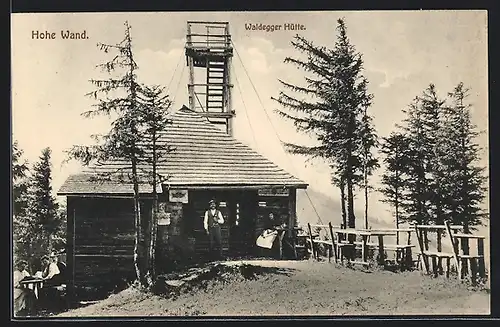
xmin=414 ymin=225 xmax=429 ymax=274
xmin=444 ymin=221 xmax=460 ymax=279
xmin=328 ymin=222 xmax=338 ymax=263
xmin=307 ymin=223 xmax=316 ymax=260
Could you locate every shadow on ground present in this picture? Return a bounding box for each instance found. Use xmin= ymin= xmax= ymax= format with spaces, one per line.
xmin=153 ymin=262 xmax=296 ymax=299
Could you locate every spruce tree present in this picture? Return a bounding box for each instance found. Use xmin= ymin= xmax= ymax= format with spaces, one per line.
xmin=67 ymin=21 xmax=147 ymax=286
xmin=399 ymin=97 xmax=431 ymax=224
xmin=443 ymin=83 xmax=488 ymax=232
xmin=136 ymin=84 xmax=174 ymax=285
xmin=418 ymin=84 xmax=447 ymax=225
xmin=67 ymin=22 xmax=175 ymax=288
xmin=379 ymin=132 xmax=411 ymax=242
xmin=273 ymin=18 xmax=377 ymax=230
xmin=30 ymin=147 xmax=59 ymax=251
xmin=12 ymin=141 xmax=30 ymax=219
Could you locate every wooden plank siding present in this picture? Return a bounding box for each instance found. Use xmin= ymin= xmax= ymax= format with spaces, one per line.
xmin=71 ymin=197 xmax=137 ymax=290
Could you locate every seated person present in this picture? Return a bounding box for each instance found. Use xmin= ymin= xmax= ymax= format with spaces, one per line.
xmin=49 ymin=253 xmax=66 ymax=286
xmin=13 ymin=260 xmax=36 ymax=316
xmin=257 ymin=213 xmax=283 ymax=258
xmin=36 ymin=255 xmax=60 ymax=286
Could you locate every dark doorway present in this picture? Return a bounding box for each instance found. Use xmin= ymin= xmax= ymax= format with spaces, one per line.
xmin=228 ymin=190 xmax=258 ymax=257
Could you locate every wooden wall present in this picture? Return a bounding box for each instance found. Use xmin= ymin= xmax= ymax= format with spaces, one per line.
xmin=68 ymin=197 xmax=137 ymax=293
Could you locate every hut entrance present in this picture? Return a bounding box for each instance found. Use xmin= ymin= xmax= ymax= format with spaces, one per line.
xmin=185 ymin=189 xmax=258 ymax=258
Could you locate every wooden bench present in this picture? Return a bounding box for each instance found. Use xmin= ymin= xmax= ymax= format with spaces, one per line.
xmin=421 ymin=251 xmax=455 ymax=277
xmin=312 ymin=239 xmax=335 ymax=262
xmin=452 ymin=234 xmax=486 ymax=281
xmin=383 ymin=244 xmax=415 ymax=270
xmin=336 ymin=243 xmax=355 ymax=264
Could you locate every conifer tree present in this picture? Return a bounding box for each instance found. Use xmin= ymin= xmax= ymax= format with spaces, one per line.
xmin=379 ymin=132 xmax=411 ymax=242
xmin=12 ymin=141 xmax=30 ymax=219
xmin=13 ymin=141 xmax=32 ymax=264
xmin=418 ymin=84 xmax=447 ymax=225
xmin=30 ymin=147 xmax=59 ymax=251
xmin=443 ymin=83 xmax=488 ymax=232
xmin=273 ymin=18 xmax=378 ymax=230
xmin=136 ymin=84 xmax=174 ymax=285
xmin=67 ymin=21 xmax=148 ymax=286
xmin=67 ymin=22 xmax=175 ymax=288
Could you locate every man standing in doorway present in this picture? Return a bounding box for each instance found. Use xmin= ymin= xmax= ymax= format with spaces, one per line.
xmin=204 ymin=199 xmax=225 ymax=260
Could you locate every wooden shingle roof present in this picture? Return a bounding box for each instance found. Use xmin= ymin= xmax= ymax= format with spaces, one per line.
xmin=58 ymin=107 xmax=308 ymax=195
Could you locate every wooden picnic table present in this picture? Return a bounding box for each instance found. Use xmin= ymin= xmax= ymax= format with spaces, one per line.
xmin=334 ymin=229 xmax=397 ymax=266
xmin=19 ymin=278 xmax=44 ymax=299
xmin=452 ymin=233 xmax=486 ymax=279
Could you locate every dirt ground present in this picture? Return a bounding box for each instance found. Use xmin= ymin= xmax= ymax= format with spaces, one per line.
xmin=55 ymin=259 xmax=490 ymax=317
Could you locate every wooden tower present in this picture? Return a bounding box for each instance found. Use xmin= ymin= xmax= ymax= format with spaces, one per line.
xmin=185 ymin=21 xmax=235 ymax=136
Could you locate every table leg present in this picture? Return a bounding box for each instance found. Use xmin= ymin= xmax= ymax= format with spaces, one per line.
xmin=378 ymin=235 xmax=385 ymax=266
xmin=35 ymin=284 xmax=38 ymax=299
xmin=279 ymin=231 xmax=285 ymax=260
xmin=362 ymin=235 xmax=368 ymax=264
xmin=405 ymin=247 xmax=412 ymax=271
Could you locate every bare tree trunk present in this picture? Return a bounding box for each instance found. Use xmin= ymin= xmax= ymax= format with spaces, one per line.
xmin=340 ymin=177 xmax=347 ymax=230
xmin=347 ymin=177 xmax=355 ymax=229
xmin=395 ymin=190 xmax=399 ymax=245
xmin=131 ymin=158 xmax=144 ymax=286
xmin=147 ymin=130 xmax=159 ymax=288
xmin=364 ymin=182 xmax=368 ymax=230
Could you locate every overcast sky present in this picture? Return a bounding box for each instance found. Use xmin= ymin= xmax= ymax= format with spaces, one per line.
xmin=11 ymin=10 xmax=488 ymax=223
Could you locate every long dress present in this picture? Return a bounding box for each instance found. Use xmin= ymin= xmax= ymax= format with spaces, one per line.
xmin=13 ymin=269 xmax=31 ymax=315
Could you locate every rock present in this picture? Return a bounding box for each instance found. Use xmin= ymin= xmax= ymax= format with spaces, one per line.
xmin=165 ymin=280 xmax=185 ymax=287
xmin=182 ymin=274 xmax=199 ymax=282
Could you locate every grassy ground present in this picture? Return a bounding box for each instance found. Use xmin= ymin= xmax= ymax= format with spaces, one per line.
xmin=56 ymin=259 xmax=490 ymax=317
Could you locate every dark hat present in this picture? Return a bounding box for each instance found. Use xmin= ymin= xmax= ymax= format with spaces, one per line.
xmin=209 ymin=199 xmax=216 ymax=204
xmin=16 ymin=259 xmax=28 ymax=267
xmin=41 ymin=255 xmax=50 ymax=261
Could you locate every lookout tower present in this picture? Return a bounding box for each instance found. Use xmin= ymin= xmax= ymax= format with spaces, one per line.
xmin=185 ymin=21 xmax=235 ymax=136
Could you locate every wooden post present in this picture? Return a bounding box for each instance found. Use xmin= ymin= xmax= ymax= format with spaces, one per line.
xmin=431 ymin=255 xmax=438 ymax=277
xmin=423 ymin=230 xmax=430 ymax=270
xmin=186 ymin=23 xmax=195 ymax=111
xmin=278 ymin=231 xmax=284 ymax=260
xmin=327 ymin=241 xmax=331 ymax=263
xmin=407 ymin=231 xmax=412 ymax=246
xmin=362 ymin=234 xmax=368 ymax=264
xmin=225 ymin=23 xmax=234 ymax=136
xmin=307 ymin=223 xmax=315 ymax=260
xmin=328 ymin=222 xmax=338 ymax=263
xmin=377 ymin=235 xmax=385 ymax=266
xmin=414 ymin=225 xmax=429 ymax=274
xmin=436 ymin=230 xmax=443 ymax=274
xmin=461 ymin=236 xmax=470 ymax=275
xmin=477 ymin=238 xmax=486 ymax=278
xmin=444 ymin=221 xmax=461 ymax=279
xmin=470 ymin=258 xmax=478 ymax=285
xmin=67 ymin=198 xmax=76 ymax=301
xmin=445 ymin=257 xmax=451 ymax=278
xmin=288 ymin=188 xmax=297 ymax=259
xmin=404 ymin=246 xmax=412 ymax=271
